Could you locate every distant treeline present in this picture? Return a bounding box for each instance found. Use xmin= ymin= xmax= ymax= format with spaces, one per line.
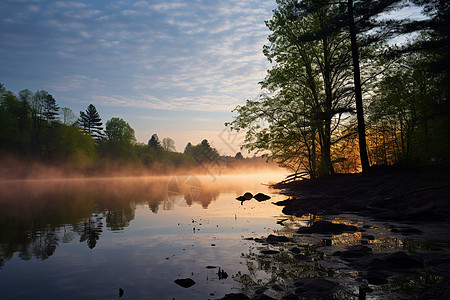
xmin=0 ymin=85 xmax=273 ymax=178
xmin=227 ymin=0 xmax=450 ymax=177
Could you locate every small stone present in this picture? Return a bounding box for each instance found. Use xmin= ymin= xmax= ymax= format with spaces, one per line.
xmin=174 ymin=278 xmax=196 ymax=288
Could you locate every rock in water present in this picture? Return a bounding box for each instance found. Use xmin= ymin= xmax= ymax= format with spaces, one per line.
xmin=253 ymin=193 xmax=271 ymax=201
xmin=297 ymin=220 xmax=358 ymax=235
xmin=174 ymin=278 xmax=196 ymax=288
xmin=243 ymin=192 xmax=253 ymax=200
xmin=119 ymin=288 xmax=124 ymax=297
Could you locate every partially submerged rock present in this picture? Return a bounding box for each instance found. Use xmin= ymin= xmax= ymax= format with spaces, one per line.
xmin=297 ymin=220 xmax=358 ymax=235
xmin=174 ymin=278 xmax=196 ymax=288
xmin=266 ymin=234 xmax=289 ymax=243
xmin=253 ymin=193 xmax=271 ymax=201
xmin=294 ymin=278 xmax=341 ymax=299
xmin=243 ymin=192 xmax=253 ymax=200
xmin=218 ymin=293 xmax=250 ymax=300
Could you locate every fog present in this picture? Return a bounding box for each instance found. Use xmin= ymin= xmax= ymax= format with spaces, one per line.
xmin=0 ymin=154 xmax=286 ymax=181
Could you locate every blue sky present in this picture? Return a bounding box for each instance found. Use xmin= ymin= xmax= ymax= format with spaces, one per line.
xmin=0 ymin=0 xmax=424 ymax=155
xmin=0 ymin=0 xmax=275 ymax=154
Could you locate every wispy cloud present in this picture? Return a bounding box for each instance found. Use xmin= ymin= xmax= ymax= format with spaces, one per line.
xmin=0 ymin=0 xmax=275 ymax=113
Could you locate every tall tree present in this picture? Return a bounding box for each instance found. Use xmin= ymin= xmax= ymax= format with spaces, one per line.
xmin=43 ymin=94 xmax=59 ymax=160
xmin=78 ymin=104 xmax=103 ymax=142
xmin=294 ymin=0 xmax=410 ymax=172
xmin=148 ymin=134 xmax=162 ymax=149
xmin=228 ymin=0 xmax=356 ymax=176
xmin=102 ymin=117 xmax=136 ymax=160
xmin=30 ymin=90 xmax=48 ymax=159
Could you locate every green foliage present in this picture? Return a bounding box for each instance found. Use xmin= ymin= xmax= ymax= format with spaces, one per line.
xmin=367 ymin=51 xmax=450 ymax=165
xmin=50 ymin=124 xmax=96 ymax=167
xmin=101 ymin=117 xmax=137 ymax=160
xmin=228 ymin=0 xmax=357 ymax=177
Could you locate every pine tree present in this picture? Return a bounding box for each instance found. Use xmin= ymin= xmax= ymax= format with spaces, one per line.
xmin=43 ymin=93 xmax=59 ymax=160
xmin=148 ymin=133 xmax=162 ymax=149
xmin=78 ymin=104 xmax=103 ymax=141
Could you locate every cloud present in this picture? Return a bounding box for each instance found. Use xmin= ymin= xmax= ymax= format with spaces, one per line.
xmin=1 ymin=0 xmax=275 ymax=113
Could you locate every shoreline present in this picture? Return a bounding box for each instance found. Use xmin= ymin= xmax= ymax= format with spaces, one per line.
xmin=219 ymin=165 xmax=450 ymax=299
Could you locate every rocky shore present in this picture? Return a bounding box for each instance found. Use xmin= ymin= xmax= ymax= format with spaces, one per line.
xmin=218 ymin=165 xmax=450 ymax=300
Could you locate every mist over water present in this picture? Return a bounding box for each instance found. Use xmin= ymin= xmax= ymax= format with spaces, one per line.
xmin=0 ymin=171 xmax=288 ymax=299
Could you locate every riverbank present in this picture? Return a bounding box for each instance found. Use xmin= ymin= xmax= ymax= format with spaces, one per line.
xmin=218 ymin=165 xmax=450 ymax=299
xmin=274 ymin=165 xmax=450 ymax=223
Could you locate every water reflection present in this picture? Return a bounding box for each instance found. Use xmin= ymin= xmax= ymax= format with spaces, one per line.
xmin=232 ymin=213 xmax=450 ymax=299
xmin=0 ymin=173 xmax=289 ymax=299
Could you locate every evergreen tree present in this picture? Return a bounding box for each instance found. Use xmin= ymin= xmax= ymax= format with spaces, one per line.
xmin=184 ymin=142 xmax=193 ymax=154
xmin=43 ymin=93 xmax=59 ymax=160
xmin=148 ymin=133 xmax=162 ymax=149
xmin=78 ymin=104 xmax=103 ymax=141
xmin=43 ymin=94 xmax=59 ymax=124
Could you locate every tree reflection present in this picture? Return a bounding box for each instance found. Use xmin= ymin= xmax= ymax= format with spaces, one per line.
xmin=77 ymin=214 xmax=104 ymax=249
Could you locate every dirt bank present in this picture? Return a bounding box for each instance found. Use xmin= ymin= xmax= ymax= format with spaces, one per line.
xmin=273 ymin=165 xmax=450 ymax=223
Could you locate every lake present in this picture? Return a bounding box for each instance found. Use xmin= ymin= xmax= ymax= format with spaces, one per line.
xmin=0 ymin=172 xmax=288 ymax=299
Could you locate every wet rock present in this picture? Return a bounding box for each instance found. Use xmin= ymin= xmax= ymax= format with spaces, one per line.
xmin=339 ymin=245 xmax=373 ymax=259
xmin=290 ymin=247 xmax=302 ymax=254
xmin=253 ymin=294 xmax=276 ymax=300
xmin=261 ymin=249 xmax=280 ymax=255
xmin=362 ymin=234 xmax=375 ymax=240
xmin=364 ymin=251 xmax=424 ymax=272
xmin=389 ymin=226 xmax=423 ymax=236
xmin=243 ymin=192 xmax=253 ymax=200
xmin=297 ymin=221 xmax=358 ymax=235
xmin=119 ymin=288 xmax=124 ymax=297
xmin=366 ymin=270 xmax=389 ymax=285
xmin=253 ymin=193 xmax=271 ymax=201
xmin=266 ymin=234 xmax=289 ymax=243
xmin=219 ymin=293 xmax=250 ymax=300
xmin=294 ymin=278 xmax=340 ymax=299
xmin=420 ymin=278 xmax=450 ymax=299
xmin=272 ymin=284 xmax=283 ymax=291
xmin=281 ymin=294 xmax=300 ymax=300
xmin=255 ymin=287 xmax=268 ymax=294
xmin=294 ymin=254 xmax=312 ymax=261
xmin=174 ymin=278 xmax=196 ymax=288
xmin=206 ymin=265 xmax=217 ymax=269
xmin=346 ymin=251 xmax=424 ymax=285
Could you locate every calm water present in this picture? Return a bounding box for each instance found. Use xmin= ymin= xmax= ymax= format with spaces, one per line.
xmin=0 ymin=173 xmax=288 ymax=299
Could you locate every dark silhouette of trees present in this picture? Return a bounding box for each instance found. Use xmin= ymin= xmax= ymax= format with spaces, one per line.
xmin=148 ymin=133 xmax=162 ymax=149
xmin=43 ymin=94 xmax=59 ymax=160
xmin=78 ymin=104 xmax=103 ymax=142
xmin=184 ymin=142 xmax=193 ymax=155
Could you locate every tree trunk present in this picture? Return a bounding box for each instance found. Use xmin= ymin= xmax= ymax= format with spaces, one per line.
xmin=348 ymin=0 xmax=370 ymax=172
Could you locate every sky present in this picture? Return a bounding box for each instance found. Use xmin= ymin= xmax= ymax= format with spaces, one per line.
xmin=0 ymin=0 xmax=425 ymax=156
xmin=0 ymin=0 xmax=276 ymax=155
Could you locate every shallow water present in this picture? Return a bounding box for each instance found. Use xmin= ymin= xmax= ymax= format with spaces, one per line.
xmin=0 ymin=173 xmax=288 ymax=299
